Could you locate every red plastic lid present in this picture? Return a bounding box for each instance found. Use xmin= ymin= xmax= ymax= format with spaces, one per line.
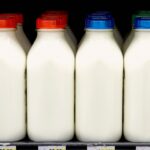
xmin=0 ymin=17 xmax=16 ymax=28
xmin=0 ymin=13 xmax=23 ymax=24
xmin=36 ymin=15 xmax=67 ymax=29
xmin=41 ymin=11 xmax=68 ymax=22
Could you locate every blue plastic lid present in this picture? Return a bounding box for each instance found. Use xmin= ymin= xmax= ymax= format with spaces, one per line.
xmin=85 ymin=13 xmax=114 ymax=29
xmin=134 ymin=17 xmax=150 ymax=29
xmin=90 ymin=11 xmax=113 ymax=19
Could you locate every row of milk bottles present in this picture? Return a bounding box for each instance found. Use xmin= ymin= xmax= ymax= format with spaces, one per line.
xmin=0 ymin=10 xmax=150 ymax=142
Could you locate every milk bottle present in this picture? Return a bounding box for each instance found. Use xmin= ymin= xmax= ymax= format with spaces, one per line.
xmin=124 ymin=17 xmax=150 ymax=142
xmin=76 ymin=14 xmax=123 ymax=142
xmin=27 ymin=16 xmax=74 ymax=141
xmin=0 ymin=17 xmax=26 ymax=141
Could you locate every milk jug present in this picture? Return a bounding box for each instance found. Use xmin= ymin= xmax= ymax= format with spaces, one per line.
xmin=76 ymin=15 xmax=123 ymax=142
xmin=27 ymin=16 xmax=74 ymax=141
xmin=0 ymin=17 xmax=26 ymax=141
xmin=124 ymin=17 xmax=150 ymax=142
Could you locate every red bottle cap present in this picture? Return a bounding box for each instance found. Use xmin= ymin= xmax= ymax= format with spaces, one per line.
xmin=41 ymin=11 xmax=68 ymax=23
xmin=36 ymin=15 xmax=67 ymax=29
xmin=0 ymin=13 xmax=23 ymax=24
xmin=0 ymin=17 xmax=16 ymax=28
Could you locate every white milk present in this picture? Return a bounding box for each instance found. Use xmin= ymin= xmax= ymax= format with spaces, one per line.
xmin=124 ymin=17 xmax=150 ymax=142
xmin=0 ymin=17 xmax=26 ymax=141
xmin=76 ymin=16 xmax=123 ymax=142
xmin=41 ymin=11 xmax=77 ymax=54
xmin=27 ymin=17 xmax=74 ymax=141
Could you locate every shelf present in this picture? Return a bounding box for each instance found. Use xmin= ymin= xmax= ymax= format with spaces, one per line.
xmin=1 ymin=142 xmax=150 ymax=146
xmin=1 ymin=142 xmax=150 ymax=150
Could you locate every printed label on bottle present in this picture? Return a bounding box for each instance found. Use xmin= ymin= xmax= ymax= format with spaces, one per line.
xmin=0 ymin=146 xmax=16 ymax=150
xmin=87 ymin=146 xmax=115 ymax=150
xmin=38 ymin=146 xmax=66 ymax=150
xmin=136 ymin=147 xmax=150 ymax=150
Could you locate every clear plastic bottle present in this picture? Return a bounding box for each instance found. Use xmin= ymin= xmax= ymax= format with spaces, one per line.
xmin=76 ymin=14 xmax=123 ymax=142
xmin=0 ymin=17 xmax=26 ymax=141
xmin=27 ymin=16 xmax=74 ymax=141
xmin=124 ymin=17 xmax=150 ymax=142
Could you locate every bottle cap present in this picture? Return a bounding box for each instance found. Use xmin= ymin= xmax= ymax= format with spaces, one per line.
xmin=36 ymin=15 xmax=67 ymax=29
xmin=85 ymin=13 xmax=114 ymax=29
xmin=134 ymin=17 xmax=150 ymax=29
xmin=0 ymin=13 xmax=23 ymax=24
xmin=0 ymin=16 xmax=16 ymax=28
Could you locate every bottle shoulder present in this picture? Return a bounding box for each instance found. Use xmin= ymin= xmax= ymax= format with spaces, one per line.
xmin=0 ymin=37 xmax=25 ymax=54
xmin=0 ymin=41 xmax=26 ymax=67
xmin=76 ymin=40 xmax=123 ymax=70
xmin=125 ymin=37 xmax=150 ymax=60
xmin=79 ymin=33 xmax=121 ymax=50
xmin=125 ymin=37 xmax=150 ymax=69
xmin=30 ymin=36 xmax=74 ymax=52
xmin=27 ymin=37 xmax=74 ymax=66
xmin=77 ymin=36 xmax=122 ymax=62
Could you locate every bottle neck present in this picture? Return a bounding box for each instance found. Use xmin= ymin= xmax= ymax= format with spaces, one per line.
xmin=85 ymin=29 xmax=114 ymax=38
xmin=37 ymin=29 xmax=65 ymax=39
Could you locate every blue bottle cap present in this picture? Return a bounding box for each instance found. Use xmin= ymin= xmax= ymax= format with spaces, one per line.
xmin=85 ymin=14 xmax=114 ymax=29
xmin=134 ymin=17 xmax=150 ymax=29
xmin=90 ymin=11 xmax=113 ymax=19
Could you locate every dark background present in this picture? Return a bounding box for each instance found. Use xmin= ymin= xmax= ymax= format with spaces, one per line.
xmin=0 ymin=0 xmax=150 ymax=44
